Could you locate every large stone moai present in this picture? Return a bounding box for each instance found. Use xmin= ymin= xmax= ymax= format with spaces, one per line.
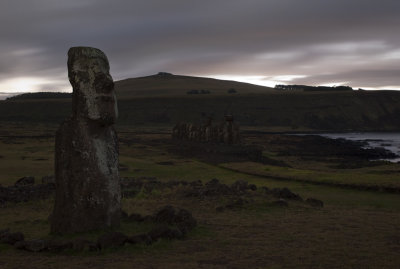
xmin=51 ymin=47 xmax=121 ymax=234
xmin=222 ymin=115 xmax=241 ymax=144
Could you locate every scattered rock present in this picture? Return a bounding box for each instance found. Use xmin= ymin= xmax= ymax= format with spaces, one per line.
xmin=271 ymin=188 xmax=303 ymax=201
xmin=225 ymin=198 xmax=249 ymax=210
xmin=153 ymin=205 xmax=197 ymax=235
xmin=249 ymin=184 xmax=257 ymax=191
xmin=47 ymin=239 xmax=73 ymax=252
xmin=261 ymin=186 xmax=269 ymax=191
xmin=121 ymin=177 xmax=161 ymax=197
xmin=201 ymin=178 xmax=232 ymax=196
xmin=72 ymin=238 xmax=95 ymax=252
xmin=154 ymin=205 xmax=176 ymax=224
xmin=0 ymin=231 xmax=24 ymax=245
xmin=148 ymin=225 xmax=183 ymax=241
xmin=126 ymin=233 xmax=153 ymax=245
xmin=15 ymin=239 xmax=48 ymax=252
xmin=189 ymin=180 xmax=203 ymax=187
xmin=231 ymin=180 xmax=249 ymax=193
xmin=15 ymin=176 xmax=35 ymax=187
xmin=97 ymin=232 xmax=128 ymax=249
xmin=230 ymin=180 xmax=257 ymax=193
xmin=0 ymin=228 xmax=10 ymax=236
xmin=41 ymin=175 xmax=55 ymax=185
xmin=174 ymin=208 xmax=197 ymax=234
xmin=271 ymin=199 xmax=289 ymax=207
xmin=143 ymin=215 xmax=155 ymax=222
xmin=127 ymin=213 xmax=145 ymax=222
xmin=306 ymin=198 xmax=324 ymax=208
xmin=0 ymin=183 xmax=55 ymax=205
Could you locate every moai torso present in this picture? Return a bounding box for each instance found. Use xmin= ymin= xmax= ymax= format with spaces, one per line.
xmin=51 ymin=47 xmax=121 ymax=234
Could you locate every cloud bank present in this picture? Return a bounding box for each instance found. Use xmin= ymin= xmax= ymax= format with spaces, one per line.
xmin=1 ymin=0 xmax=399 ymax=92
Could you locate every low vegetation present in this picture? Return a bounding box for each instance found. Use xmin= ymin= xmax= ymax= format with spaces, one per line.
xmin=2 ymin=74 xmax=400 ymax=132
xmin=1 ymin=123 xmax=400 ymax=268
xmin=1 ymin=75 xmax=400 ymax=268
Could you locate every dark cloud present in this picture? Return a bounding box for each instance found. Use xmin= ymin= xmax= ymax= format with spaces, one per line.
xmin=0 ymin=0 xmax=400 ymax=92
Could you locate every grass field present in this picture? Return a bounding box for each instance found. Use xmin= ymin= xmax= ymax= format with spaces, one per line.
xmin=1 ymin=124 xmax=400 ymax=268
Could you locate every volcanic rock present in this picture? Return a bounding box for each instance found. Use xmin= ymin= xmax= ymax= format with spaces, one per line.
xmin=148 ymin=225 xmax=183 ymax=241
xmin=306 ymin=198 xmax=324 ymax=208
xmin=51 ymin=47 xmax=121 ymax=234
xmin=97 ymin=231 xmax=128 ymax=249
xmin=15 ymin=239 xmax=48 ymax=252
xmin=14 ymin=176 xmax=35 ymax=187
xmin=271 ymin=199 xmax=289 ymax=207
xmin=0 ymin=231 xmax=24 ymax=245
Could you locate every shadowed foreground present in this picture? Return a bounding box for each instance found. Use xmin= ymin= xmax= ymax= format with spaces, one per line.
xmin=0 ymin=125 xmax=400 ymax=268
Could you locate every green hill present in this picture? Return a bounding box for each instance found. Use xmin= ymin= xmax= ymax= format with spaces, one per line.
xmin=115 ymin=72 xmax=275 ymax=98
xmin=1 ymin=74 xmax=400 ymax=132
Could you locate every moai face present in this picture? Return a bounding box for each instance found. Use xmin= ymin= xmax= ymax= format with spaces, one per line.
xmin=68 ymin=47 xmax=118 ymax=125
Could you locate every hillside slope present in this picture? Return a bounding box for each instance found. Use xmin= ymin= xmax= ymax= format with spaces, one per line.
xmin=2 ymin=90 xmax=400 ymax=132
xmin=115 ymin=73 xmax=274 ymax=98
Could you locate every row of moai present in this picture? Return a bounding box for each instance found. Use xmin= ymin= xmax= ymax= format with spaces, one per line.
xmin=172 ymin=115 xmax=241 ymax=144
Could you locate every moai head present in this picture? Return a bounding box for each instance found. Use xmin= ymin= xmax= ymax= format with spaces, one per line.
xmin=68 ymin=47 xmax=118 ymax=125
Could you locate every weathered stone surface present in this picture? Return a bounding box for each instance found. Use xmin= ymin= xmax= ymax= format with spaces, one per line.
xmin=270 ymin=187 xmax=303 ymax=201
xmin=15 ymin=239 xmax=48 ymax=252
xmin=47 ymin=239 xmax=73 ymax=252
xmin=271 ymin=199 xmax=289 ymax=207
xmin=0 ymin=231 xmax=24 ymax=245
xmin=127 ymin=213 xmax=145 ymax=222
xmin=72 ymin=238 xmax=96 ymax=251
xmin=0 ymin=228 xmax=10 ymax=236
xmin=306 ymin=198 xmax=324 ymax=208
xmin=126 ymin=233 xmax=152 ymax=245
xmin=15 ymin=176 xmax=35 ymax=187
xmin=153 ymin=205 xmax=197 ymax=235
xmin=51 ymin=47 xmax=121 ymax=234
xmin=172 ymin=115 xmax=241 ymax=144
xmin=148 ymin=225 xmax=183 ymax=241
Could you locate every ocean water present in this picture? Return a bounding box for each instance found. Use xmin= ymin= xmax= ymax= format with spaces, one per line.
xmin=320 ymin=132 xmax=400 ymax=162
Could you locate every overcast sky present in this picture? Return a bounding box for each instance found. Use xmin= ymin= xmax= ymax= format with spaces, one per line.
xmin=1 ymin=0 xmax=400 ymax=93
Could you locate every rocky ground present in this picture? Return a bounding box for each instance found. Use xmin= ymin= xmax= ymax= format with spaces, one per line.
xmin=1 ymin=176 xmax=322 ymax=254
xmin=1 ymin=129 xmax=400 ymax=268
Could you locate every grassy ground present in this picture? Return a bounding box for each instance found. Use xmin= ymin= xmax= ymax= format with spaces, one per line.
xmin=1 ymin=125 xmax=400 ymax=268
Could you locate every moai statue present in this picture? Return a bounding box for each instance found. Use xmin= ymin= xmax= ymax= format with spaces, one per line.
xmin=203 ymin=116 xmax=213 ymax=142
xmin=51 ymin=47 xmax=121 ymax=234
xmin=222 ymin=115 xmax=241 ymax=144
xmin=232 ymin=122 xmax=241 ymax=144
xmin=172 ymin=123 xmax=180 ymax=139
xmin=223 ymin=115 xmax=233 ymax=144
